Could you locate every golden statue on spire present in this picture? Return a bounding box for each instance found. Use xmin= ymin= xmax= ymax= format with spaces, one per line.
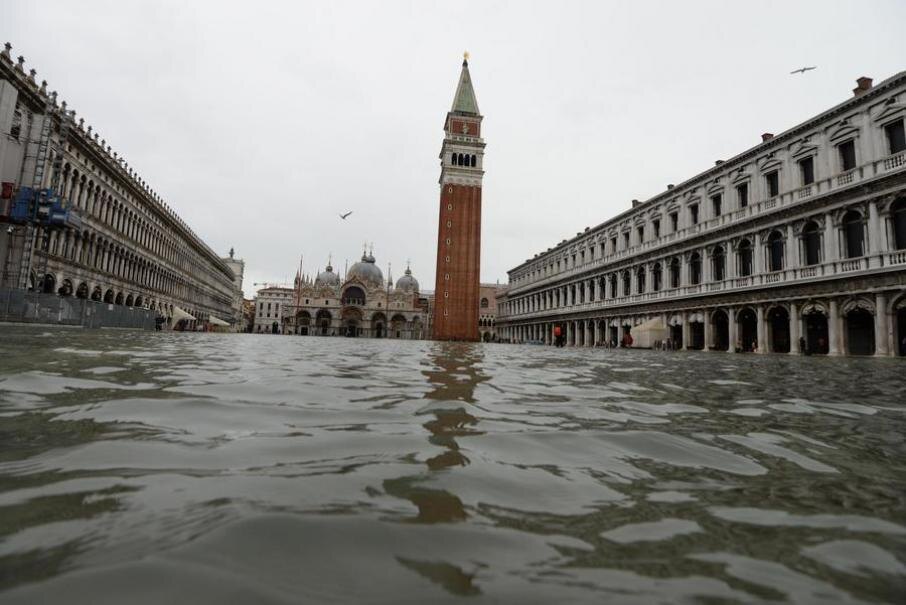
xmin=463 ymin=51 xmax=470 ymax=62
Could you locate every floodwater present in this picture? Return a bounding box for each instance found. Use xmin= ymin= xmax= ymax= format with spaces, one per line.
xmin=0 ymin=326 xmax=904 ymax=604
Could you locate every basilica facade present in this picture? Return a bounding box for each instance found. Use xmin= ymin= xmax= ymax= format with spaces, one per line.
xmin=497 ymin=74 xmax=906 ymax=357
xmin=264 ymin=251 xmax=428 ymax=339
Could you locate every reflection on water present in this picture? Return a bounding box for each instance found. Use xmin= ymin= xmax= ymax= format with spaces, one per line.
xmin=0 ymin=325 xmax=905 ymax=603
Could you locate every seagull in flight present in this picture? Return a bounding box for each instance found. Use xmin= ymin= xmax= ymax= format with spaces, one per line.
xmin=790 ymin=66 xmax=817 ymax=75
xmin=339 ymin=211 xmax=353 ymax=220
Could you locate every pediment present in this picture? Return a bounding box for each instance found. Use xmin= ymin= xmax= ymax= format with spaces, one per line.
xmin=873 ymin=98 xmax=905 ymax=124
xmin=828 ymin=121 xmax=860 ymax=143
xmin=758 ymin=156 xmax=783 ymax=172
xmin=791 ymin=140 xmax=818 ymax=159
xmin=731 ymin=170 xmax=750 ymax=184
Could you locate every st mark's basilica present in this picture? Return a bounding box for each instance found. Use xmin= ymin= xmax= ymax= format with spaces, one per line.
xmin=253 ymin=248 xmax=428 ymax=339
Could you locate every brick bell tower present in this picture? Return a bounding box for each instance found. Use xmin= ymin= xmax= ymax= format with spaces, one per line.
xmin=432 ymin=52 xmax=485 ymax=342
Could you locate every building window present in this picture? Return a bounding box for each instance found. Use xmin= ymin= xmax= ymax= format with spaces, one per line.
xmin=892 ymin=198 xmax=906 ymax=249
xmin=610 ymin=237 xmax=617 ymax=253
xmin=711 ymin=194 xmax=722 ymax=217
xmin=838 ymin=140 xmax=856 ymax=171
xmin=803 ymin=221 xmax=821 ymax=265
xmin=689 ymin=204 xmax=699 ymax=225
xmin=669 ymin=258 xmax=680 ymax=288
xmin=622 ymin=271 xmax=631 ymax=296
xmin=653 ymin=219 xmax=661 ymax=238
xmin=767 ymin=230 xmax=784 ymax=272
xmin=652 ymin=263 xmax=662 ymax=291
xmin=637 ymin=226 xmax=644 ymax=243
xmin=623 ymin=232 xmax=630 ymax=249
xmin=736 ymin=183 xmax=749 ymax=208
xmin=765 ymin=171 xmax=779 ymax=197
xmin=10 ymin=107 xmax=22 ymax=140
xmin=669 ymin=212 xmax=678 ymax=232
xmin=636 ymin=267 xmax=646 ymax=293
xmin=738 ymin=239 xmax=753 ymax=276
xmin=885 ymin=119 xmax=906 ymax=154
xmin=480 ymin=297 xmax=489 ymax=308
xmin=712 ymin=246 xmax=725 ymax=281
xmin=689 ymin=252 xmax=702 ymax=285
xmin=799 ymin=156 xmax=815 ymax=186
xmin=842 ymin=210 xmax=864 ymax=258
xmin=609 ymin=275 xmax=617 ymax=298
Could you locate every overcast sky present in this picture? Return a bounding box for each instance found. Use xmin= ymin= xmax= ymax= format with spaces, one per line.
xmin=4 ymin=1 xmax=905 ymax=296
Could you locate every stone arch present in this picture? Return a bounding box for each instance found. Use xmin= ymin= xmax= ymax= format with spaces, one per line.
xmin=845 ymin=306 xmax=875 ymax=355
xmin=315 ymin=309 xmax=332 ymax=335
xmin=58 ymin=278 xmax=74 ymax=296
xmin=736 ymin=307 xmax=758 ymax=352
xmin=125 ymin=294 xmax=134 ymax=307
xmin=41 ymin=272 xmax=56 ymax=294
xmin=76 ymin=282 xmax=89 ymax=299
xmin=767 ymin=304 xmax=791 ymax=353
xmin=371 ymin=311 xmax=387 ymax=338
xmin=115 ymin=291 xmax=124 ymax=305
xmin=104 ymin=288 xmax=115 ymax=303
xmin=710 ymin=309 xmax=730 ymax=351
xmin=841 ymin=209 xmax=865 ymax=258
xmin=841 ymin=296 xmax=875 ymax=316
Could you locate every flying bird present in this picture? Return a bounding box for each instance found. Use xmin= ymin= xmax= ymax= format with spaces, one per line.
xmin=790 ymin=66 xmax=817 ymax=75
xmin=339 ymin=211 xmax=353 ymax=220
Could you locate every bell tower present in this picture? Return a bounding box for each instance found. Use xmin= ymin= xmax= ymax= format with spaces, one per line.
xmin=432 ymin=53 xmax=485 ymax=341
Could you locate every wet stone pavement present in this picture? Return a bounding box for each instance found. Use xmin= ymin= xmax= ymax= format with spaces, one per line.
xmin=0 ymin=325 xmax=904 ymax=603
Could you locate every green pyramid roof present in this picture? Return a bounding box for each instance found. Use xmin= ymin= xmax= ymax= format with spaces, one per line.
xmin=451 ymin=59 xmax=480 ymax=116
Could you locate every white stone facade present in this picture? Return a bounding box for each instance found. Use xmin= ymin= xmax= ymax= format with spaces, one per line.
xmin=497 ymin=74 xmax=906 ymax=356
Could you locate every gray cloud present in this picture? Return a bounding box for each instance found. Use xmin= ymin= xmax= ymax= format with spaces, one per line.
xmin=5 ymin=0 xmax=904 ymax=296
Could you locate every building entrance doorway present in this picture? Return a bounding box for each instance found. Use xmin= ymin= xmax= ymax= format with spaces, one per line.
xmin=805 ymin=312 xmax=829 ymax=354
xmin=711 ymin=310 xmax=729 ymax=351
xmin=669 ymin=324 xmax=682 ymax=347
xmin=845 ymin=308 xmax=875 ymax=355
xmin=768 ymin=307 xmax=790 ymax=353
xmin=689 ymin=322 xmax=704 ymax=350
xmin=737 ymin=309 xmax=757 ymax=352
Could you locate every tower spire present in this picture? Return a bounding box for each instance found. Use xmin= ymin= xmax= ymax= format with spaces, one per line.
xmin=451 ymin=53 xmax=480 ymax=115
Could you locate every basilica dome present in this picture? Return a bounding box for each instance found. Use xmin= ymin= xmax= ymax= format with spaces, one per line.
xmin=347 ymin=252 xmax=384 ymax=287
xmin=315 ymin=263 xmax=340 ymax=287
xmin=395 ymin=266 xmax=419 ymax=292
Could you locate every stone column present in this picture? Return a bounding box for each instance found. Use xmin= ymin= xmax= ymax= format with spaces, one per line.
xmin=753 ymin=232 xmax=764 ymax=276
xmin=566 ymin=321 xmax=572 ymax=346
xmin=680 ymin=311 xmax=689 ymax=350
xmin=587 ymin=321 xmax=593 ymax=347
xmin=728 ymin=307 xmax=737 ymax=353
xmin=868 ymin=200 xmax=882 ymax=268
xmin=703 ymin=310 xmax=711 ymax=351
xmin=824 ymin=213 xmax=838 ymax=263
xmin=786 ymin=224 xmax=798 ymax=270
xmin=756 ymin=305 xmax=767 ymax=353
xmin=789 ymin=302 xmax=801 ymax=354
xmin=875 ymin=292 xmax=890 ymax=356
xmin=828 ymin=299 xmax=842 ymax=356
xmin=593 ymin=319 xmax=600 ymax=347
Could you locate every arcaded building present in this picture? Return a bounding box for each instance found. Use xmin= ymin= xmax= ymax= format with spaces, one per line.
xmin=497 ymin=73 xmax=906 ymax=356
xmin=0 ymin=44 xmax=238 ymax=326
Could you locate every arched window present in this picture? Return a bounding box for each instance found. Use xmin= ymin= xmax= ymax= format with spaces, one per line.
xmin=712 ymin=246 xmax=725 ymax=281
xmin=842 ymin=210 xmax=864 ymax=258
xmin=637 ymin=267 xmax=646 ymax=293
xmin=669 ymin=258 xmax=681 ymax=288
xmin=768 ymin=231 xmax=784 ymax=272
xmin=622 ymin=271 xmax=631 ymax=296
xmin=652 ymin=263 xmax=662 ymax=291
xmin=480 ymin=297 xmax=489 ymax=308
xmin=609 ymin=274 xmax=617 ymax=298
xmin=738 ymin=239 xmax=753 ymax=277
xmin=803 ymin=221 xmax=821 ymax=265
xmin=689 ymin=252 xmax=702 ymax=285
xmin=471 ymin=155 xmax=477 ymax=167
xmin=451 ymin=152 xmax=456 ymax=165
xmin=457 ymin=153 xmax=464 ymax=166
xmin=892 ymin=198 xmax=906 ymax=250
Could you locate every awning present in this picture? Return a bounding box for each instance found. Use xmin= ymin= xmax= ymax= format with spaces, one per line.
xmin=171 ymin=306 xmax=196 ymax=322
xmin=208 ymin=316 xmax=229 ymax=327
